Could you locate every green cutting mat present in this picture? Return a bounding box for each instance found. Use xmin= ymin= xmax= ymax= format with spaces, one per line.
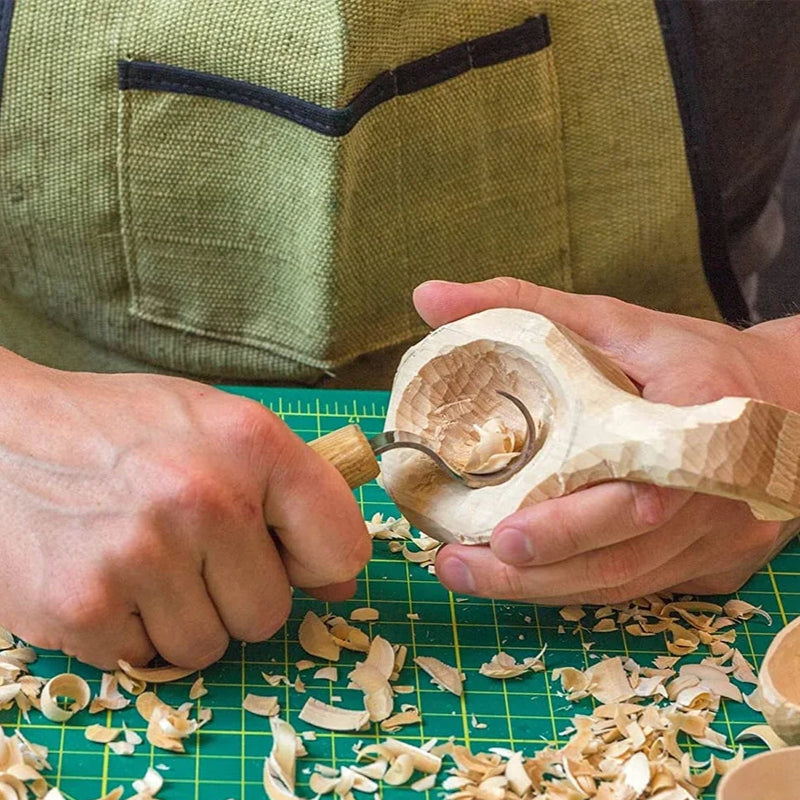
xmin=3 ymin=386 xmax=798 ymax=799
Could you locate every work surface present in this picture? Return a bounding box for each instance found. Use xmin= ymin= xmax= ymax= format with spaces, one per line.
xmin=3 ymin=387 xmax=798 ymax=799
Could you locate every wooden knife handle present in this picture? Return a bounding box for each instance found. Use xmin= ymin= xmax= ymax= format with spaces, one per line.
xmin=309 ymin=425 xmax=380 ymax=489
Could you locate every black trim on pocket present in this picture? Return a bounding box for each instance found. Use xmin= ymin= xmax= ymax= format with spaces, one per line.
xmin=118 ymin=15 xmax=550 ymax=137
xmin=655 ymin=0 xmax=749 ymax=325
xmin=0 ymin=0 xmax=15 ymax=122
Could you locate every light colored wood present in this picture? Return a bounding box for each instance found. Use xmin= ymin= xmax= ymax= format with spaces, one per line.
xmin=380 ymin=308 xmax=800 ymax=544
xmin=309 ymin=425 xmax=379 ymax=490
xmin=759 ymin=614 xmax=800 ymax=745
xmin=717 ymin=746 xmax=800 ymax=800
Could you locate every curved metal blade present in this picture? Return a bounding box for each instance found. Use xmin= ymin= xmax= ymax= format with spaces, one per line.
xmin=372 ymin=390 xmax=537 ymax=489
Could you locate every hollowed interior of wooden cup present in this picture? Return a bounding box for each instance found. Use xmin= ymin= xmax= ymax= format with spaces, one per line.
xmin=394 ymin=340 xmax=554 ymax=474
xmin=767 ymin=620 xmax=800 ymax=703
xmin=717 ymin=747 xmax=800 ymax=800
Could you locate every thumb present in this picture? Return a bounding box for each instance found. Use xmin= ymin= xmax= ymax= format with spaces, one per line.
xmin=414 ymin=277 xmax=663 ymax=381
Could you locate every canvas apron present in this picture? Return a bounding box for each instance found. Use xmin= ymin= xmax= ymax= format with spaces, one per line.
xmin=0 ymin=0 xmax=719 ymax=384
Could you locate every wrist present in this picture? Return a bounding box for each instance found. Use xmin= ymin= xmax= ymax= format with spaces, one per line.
xmin=742 ymin=314 xmax=800 ymax=412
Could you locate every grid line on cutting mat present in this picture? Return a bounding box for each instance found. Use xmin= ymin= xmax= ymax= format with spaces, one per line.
xmin=2 ymin=386 xmax=797 ymax=800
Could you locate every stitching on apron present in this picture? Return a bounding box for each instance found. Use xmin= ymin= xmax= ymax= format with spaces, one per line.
xmin=118 ymin=15 xmax=551 ymax=138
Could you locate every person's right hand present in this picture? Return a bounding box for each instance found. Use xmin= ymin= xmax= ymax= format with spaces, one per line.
xmin=0 ymin=350 xmax=371 ymax=670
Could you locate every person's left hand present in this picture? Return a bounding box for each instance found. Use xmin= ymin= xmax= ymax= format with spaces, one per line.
xmin=413 ymin=277 xmax=800 ymax=605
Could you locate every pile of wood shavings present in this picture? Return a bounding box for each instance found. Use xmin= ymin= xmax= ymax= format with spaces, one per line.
xmin=0 ymin=510 xmax=784 ymax=800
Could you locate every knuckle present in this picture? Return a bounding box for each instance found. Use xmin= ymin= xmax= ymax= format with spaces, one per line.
xmin=490 ymin=276 xmax=531 ymax=307
xmin=177 ymin=634 xmax=229 ymax=670
xmin=334 ymin=529 xmax=373 ymax=579
xmin=491 ymin=564 xmax=533 ymax=600
xmin=591 ymin=584 xmax=635 ymax=605
xmin=223 ymin=397 xmax=282 ymax=451
xmin=166 ymin=469 xmax=231 ymax=520
xmin=113 ymin=517 xmax=172 ymax=572
xmin=54 ymin=578 xmax=115 ymax=634
xmin=239 ymin=597 xmax=292 ymax=643
xmin=592 ymin=546 xmax=641 ymax=593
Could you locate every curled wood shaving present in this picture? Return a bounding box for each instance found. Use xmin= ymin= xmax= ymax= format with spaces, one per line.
xmin=109 ymin=740 xmax=135 ymax=756
xmin=40 ymin=673 xmax=91 ymax=722
xmin=263 ymin=716 xmax=299 ymax=800
xmin=325 ymin=616 xmax=371 ymax=654
xmin=723 ymin=599 xmax=772 ymax=624
xmin=414 ymin=657 xmax=464 ymax=696
xmin=479 ymin=647 xmax=546 ymax=679
xmin=380 ymin=705 xmax=421 ymax=733
xmin=135 ymin=692 xmax=200 ymax=753
xmin=366 ymin=513 xmax=412 ymax=540
xmin=295 ymin=660 xmax=315 ymax=671
xmin=313 ymin=667 xmax=338 ymax=682
xmin=298 ymin=698 xmax=369 ymax=732
xmin=736 ymin=724 xmax=787 ymax=750
xmin=243 ymin=694 xmax=280 ymax=718
xmin=189 ymin=677 xmax=207 ymax=700
xmin=118 ymin=660 xmax=195 ymax=685
xmin=464 ymin=418 xmax=522 ymax=474
xmin=383 ymin=753 xmax=415 ymax=786
xmin=89 ymin=673 xmax=130 ymax=714
xmin=114 ymin=669 xmax=146 ymax=696
xmin=298 ymin=612 xmax=340 ymax=662
xmin=356 ymin=739 xmax=442 ymax=775
xmin=132 ymin=766 xmax=163 ymax=799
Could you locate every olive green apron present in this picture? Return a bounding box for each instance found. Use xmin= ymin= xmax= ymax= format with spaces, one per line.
xmin=0 ymin=1 xmax=719 ymax=385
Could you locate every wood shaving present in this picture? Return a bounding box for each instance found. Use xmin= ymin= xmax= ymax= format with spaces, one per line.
xmin=295 ymin=660 xmax=315 ymax=672
xmin=108 ymin=740 xmax=136 ymax=756
xmin=117 ymin=660 xmax=195 ymax=685
xmin=298 ymin=612 xmax=341 ymax=662
xmin=84 ymin=724 xmax=122 ymax=744
xmin=349 ymin=608 xmax=379 ymax=622
xmin=723 ymin=599 xmax=772 ymax=624
xmin=356 ymin=738 xmax=442 ymax=775
xmin=411 ymin=773 xmax=437 ymax=792
xmin=114 ymin=669 xmax=147 ymax=696
xmin=736 ymin=724 xmax=787 ymax=750
xmin=89 ymin=673 xmax=130 ymax=714
xmin=414 ymin=656 xmax=464 ymax=696
xmin=559 ymin=606 xmax=586 ymax=622
xmin=380 ymin=705 xmax=421 ymax=733
xmin=324 ymin=616 xmax=371 ymax=653
xmin=366 ymin=513 xmax=412 ymax=540
xmin=40 ymin=673 xmax=91 ymax=722
xmin=262 ymin=673 xmax=291 ymax=687
xmin=464 ymin=418 xmax=522 ymax=474
xmin=135 ymin=691 xmax=202 ymax=753
xmin=313 ymin=667 xmax=338 ymax=682
xmin=132 ymin=766 xmax=163 ymax=799
xmin=479 ymin=648 xmax=546 ymax=679
xmin=383 ymin=753 xmax=415 ymax=786
xmin=298 ymin=697 xmax=370 ymax=732
xmin=263 ymin=716 xmax=298 ymax=800
xmin=188 ymin=676 xmax=207 ymax=700
xmin=243 ymin=694 xmax=280 ymax=718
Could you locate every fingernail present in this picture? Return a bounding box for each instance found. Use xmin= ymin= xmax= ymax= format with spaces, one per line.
xmin=440 ymin=557 xmax=476 ymax=594
xmin=493 ymin=527 xmax=535 ymax=564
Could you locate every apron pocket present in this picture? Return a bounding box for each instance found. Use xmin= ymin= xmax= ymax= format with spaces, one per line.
xmin=116 ymin=15 xmax=569 ymax=369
